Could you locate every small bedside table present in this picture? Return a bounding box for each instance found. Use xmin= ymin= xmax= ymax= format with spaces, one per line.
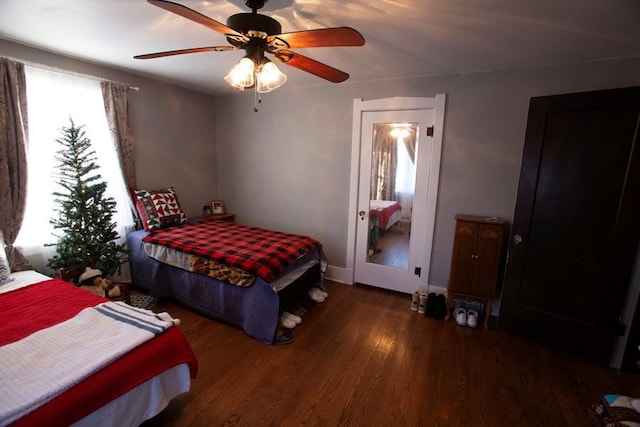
xmin=203 ymin=213 xmax=235 ymax=222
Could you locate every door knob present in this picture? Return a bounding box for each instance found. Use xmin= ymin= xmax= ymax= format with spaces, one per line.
xmin=513 ymin=234 xmax=523 ymax=245
xmin=359 ymin=210 xmax=366 ymax=220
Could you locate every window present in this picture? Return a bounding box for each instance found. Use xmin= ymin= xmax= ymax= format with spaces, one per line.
xmin=15 ymin=66 xmax=134 ymax=272
xmin=395 ymin=135 xmax=416 ymax=194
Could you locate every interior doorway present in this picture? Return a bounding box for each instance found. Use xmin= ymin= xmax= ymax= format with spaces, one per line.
xmin=347 ymin=96 xmax=446 ymax=294
xmin=498 ymin=86 xmax=640 ymax=365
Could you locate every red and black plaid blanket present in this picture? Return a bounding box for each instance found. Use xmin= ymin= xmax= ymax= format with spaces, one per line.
xmin=142 ymin=220 xmax=322 ymax=283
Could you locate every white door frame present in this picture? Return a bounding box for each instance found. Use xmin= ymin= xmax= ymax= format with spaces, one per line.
xmin=346 ymin=95 xmax=446 ymax=290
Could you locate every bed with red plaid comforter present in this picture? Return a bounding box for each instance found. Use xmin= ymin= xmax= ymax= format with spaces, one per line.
xmin=130 ymin=219 xmax=326 ymax=343
xmin=142 ymin=220 xmax=323 ymax=283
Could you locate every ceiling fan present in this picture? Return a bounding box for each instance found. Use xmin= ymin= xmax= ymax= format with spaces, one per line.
xmin=135 ymin=0 xmax=365 ymax=98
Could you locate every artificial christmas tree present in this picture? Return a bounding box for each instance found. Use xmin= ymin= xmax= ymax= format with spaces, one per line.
xmin=47 ymin=118 xmax=127 ymax=277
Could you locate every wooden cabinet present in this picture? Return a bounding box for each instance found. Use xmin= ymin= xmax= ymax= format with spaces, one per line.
xmin=447 ymin=215 xmax=506 ymax=327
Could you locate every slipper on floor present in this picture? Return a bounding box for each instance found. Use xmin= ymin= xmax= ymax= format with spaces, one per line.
xmin=274 ymin=327 xmax=293 ymax=345
xmin=290 ymin=304 xmax=308 ymax=318
xmin=280 ymin=314 xmax=297 ymax=329
xmin=314 ymin=287 xmax=328 ymax=299
xmin=308 ymin=288 xmax=326 ymax=303
xmin=282 ymin=311 xmax=302 ymax=324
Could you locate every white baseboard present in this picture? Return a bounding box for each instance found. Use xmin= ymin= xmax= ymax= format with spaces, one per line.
xmin=325 ymin=265 xmax=353 ymax=285
xmin=325 ymin=265 xmax=449 ymax=295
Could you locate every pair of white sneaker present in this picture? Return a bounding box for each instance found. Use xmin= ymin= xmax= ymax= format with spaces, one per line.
xmin=308 ymin=287 xmax=328 ymax=303
xmin=454 ymin=308 xmax=478 ymax=328
xmin=280 ymin=311 xmax=302 ymax=329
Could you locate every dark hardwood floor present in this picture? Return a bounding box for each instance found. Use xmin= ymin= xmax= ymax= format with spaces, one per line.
xmin=144 ymin=281 xmax=640 ymax=426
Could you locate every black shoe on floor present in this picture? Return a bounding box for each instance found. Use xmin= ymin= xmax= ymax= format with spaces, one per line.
xmin=425 ymin=292 xmax=437 ymax=317
xmin=433 ymin=294 xmax=447 ymax=320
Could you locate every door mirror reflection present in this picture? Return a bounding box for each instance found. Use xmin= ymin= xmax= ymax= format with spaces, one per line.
xmin=367 ymin=122 xmax=419 ymax=270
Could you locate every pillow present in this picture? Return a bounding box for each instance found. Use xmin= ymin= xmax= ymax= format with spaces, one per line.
xmin=0 ymin=231 xmax=14 ymax=283
xmin=134 ymin=187 xmax=187 ymax=231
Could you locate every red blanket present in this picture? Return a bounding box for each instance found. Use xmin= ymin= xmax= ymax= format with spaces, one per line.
xmin=370 ymin=201 xmax=401 ymax=230
xmin=1 ymin=279 xmax=198 ymax=426
xmin=143 ymin=220 xmax=322 ymax=282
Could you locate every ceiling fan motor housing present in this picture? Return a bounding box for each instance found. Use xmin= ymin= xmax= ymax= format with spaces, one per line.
xmin=245 ymin=0 xmax=267 ymax=10
xmin=227 ymin=13 xmax=282 ymax=36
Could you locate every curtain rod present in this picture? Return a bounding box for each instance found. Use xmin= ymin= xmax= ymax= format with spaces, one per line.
xmin=2 ymin=55 xmax=139 ymax=91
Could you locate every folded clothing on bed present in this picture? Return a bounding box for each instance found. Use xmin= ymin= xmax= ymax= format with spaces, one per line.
xmin=143 ymin=220 xmax=323 ymax=283
xmin=143 ymin=240 xmax=257 ymax=287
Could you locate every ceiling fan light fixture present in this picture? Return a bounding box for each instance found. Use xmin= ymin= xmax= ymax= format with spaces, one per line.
xmin=256 ymin=60 xmax=287 ymax=93
xmin=137 ymin=0 xmax=364 ymax=103
xmin=224 ymin=57 xmax=255 ymax=90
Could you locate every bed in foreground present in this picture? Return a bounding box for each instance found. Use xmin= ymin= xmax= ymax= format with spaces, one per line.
xmin=0 ymin=270 xmax=198 ymax=427
xmin=127 ymin=218 xmax=327 ymax=344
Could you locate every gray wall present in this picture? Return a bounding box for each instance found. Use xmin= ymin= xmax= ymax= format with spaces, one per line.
xmin=0 ymin=38 xmax=218 ymax=218
xmin=215 ymin=58 xmax=640 ymax=288
xmin=3 ymin=37 xmax=640 ymax=291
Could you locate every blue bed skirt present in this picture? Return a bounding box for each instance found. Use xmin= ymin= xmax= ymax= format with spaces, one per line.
xmin=126 ymin=229 xmax=324 ymax=344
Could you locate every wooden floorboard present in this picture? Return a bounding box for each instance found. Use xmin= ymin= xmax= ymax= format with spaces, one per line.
xmin=143 ymin=281 xmax=640 ymax=426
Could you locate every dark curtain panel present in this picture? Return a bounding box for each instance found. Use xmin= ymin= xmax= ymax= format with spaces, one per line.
xmin=101 ymin=81 xmax=136 ymax=190
xmin=370 ymin=124 xmax=397 ymax=201
xmin=0 ymin=57 xmax=32 ymax=270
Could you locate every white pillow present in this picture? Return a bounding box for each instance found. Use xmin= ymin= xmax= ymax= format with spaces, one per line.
xmin=0 ymin=231 xmax=14 ymax=283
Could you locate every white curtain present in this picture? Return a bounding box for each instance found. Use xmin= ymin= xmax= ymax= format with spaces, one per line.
xmin=15 ymin=66 xmax=134 ymax=274
xmin=395 ymin=135 xmax=416 ymax=221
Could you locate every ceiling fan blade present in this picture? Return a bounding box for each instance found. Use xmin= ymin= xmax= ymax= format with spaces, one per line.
xmin=148 ymin=0 xmax=246 ymax=39
xmin=269 ymin=27 xmax=365 ymax=49
xmin=134 ymin=46 xmax=237 ymax=60
xmin=273 ymin=50 xmax=349 ymax=83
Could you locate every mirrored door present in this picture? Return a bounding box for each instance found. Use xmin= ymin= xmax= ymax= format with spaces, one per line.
xmin=367 ymin=122 xmax=418 ymax=269
xmin=355 ymin=109 xmax=435 ymax=293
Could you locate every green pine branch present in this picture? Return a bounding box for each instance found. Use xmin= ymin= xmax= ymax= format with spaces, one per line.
xmin=47 ymin=118 xmax=128 ymax=277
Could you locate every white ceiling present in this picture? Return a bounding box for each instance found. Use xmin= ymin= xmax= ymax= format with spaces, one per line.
xmin=1 ymin=0 xmax=639 ymax=96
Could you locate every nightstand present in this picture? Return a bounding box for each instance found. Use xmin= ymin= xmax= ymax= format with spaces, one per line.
xmin=203 ymin=213 xmax=235 ymax=222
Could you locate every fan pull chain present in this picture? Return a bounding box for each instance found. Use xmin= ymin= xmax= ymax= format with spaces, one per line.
xmin=254 ymin=84 xmax=259 ymax=112
xmin=253 ymin=74 xmax=262 ymax=112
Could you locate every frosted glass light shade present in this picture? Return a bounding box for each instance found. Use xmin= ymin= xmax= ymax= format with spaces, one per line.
xmin=256 ymin=61 xmax=287 ymax=93
xmin=224 ymin=57 xmax=255 ymax=90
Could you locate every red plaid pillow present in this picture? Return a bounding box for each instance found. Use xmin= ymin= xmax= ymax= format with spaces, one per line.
xmin=134 ymin=187 xmax=187 ymax=231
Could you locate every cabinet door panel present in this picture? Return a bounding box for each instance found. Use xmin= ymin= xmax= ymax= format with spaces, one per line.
xmin=471 ymin=224 xmax=504 ymax=298
xmin=449 ymin=221 xmax=477 ymax=294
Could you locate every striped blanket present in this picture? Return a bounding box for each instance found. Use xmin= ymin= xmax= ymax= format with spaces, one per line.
xmin=0 ymin=300 xmax=180 ymax=426
xmin=143 ymin=220 xmax=323 ymax=282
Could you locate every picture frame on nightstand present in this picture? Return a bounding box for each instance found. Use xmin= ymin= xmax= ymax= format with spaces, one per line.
xmin=211 ymin=200 xmax=225 ymax=214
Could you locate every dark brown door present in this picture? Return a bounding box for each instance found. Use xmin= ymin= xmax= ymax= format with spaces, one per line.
xmin=498 ymin=86 xmax=640 ymax=364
